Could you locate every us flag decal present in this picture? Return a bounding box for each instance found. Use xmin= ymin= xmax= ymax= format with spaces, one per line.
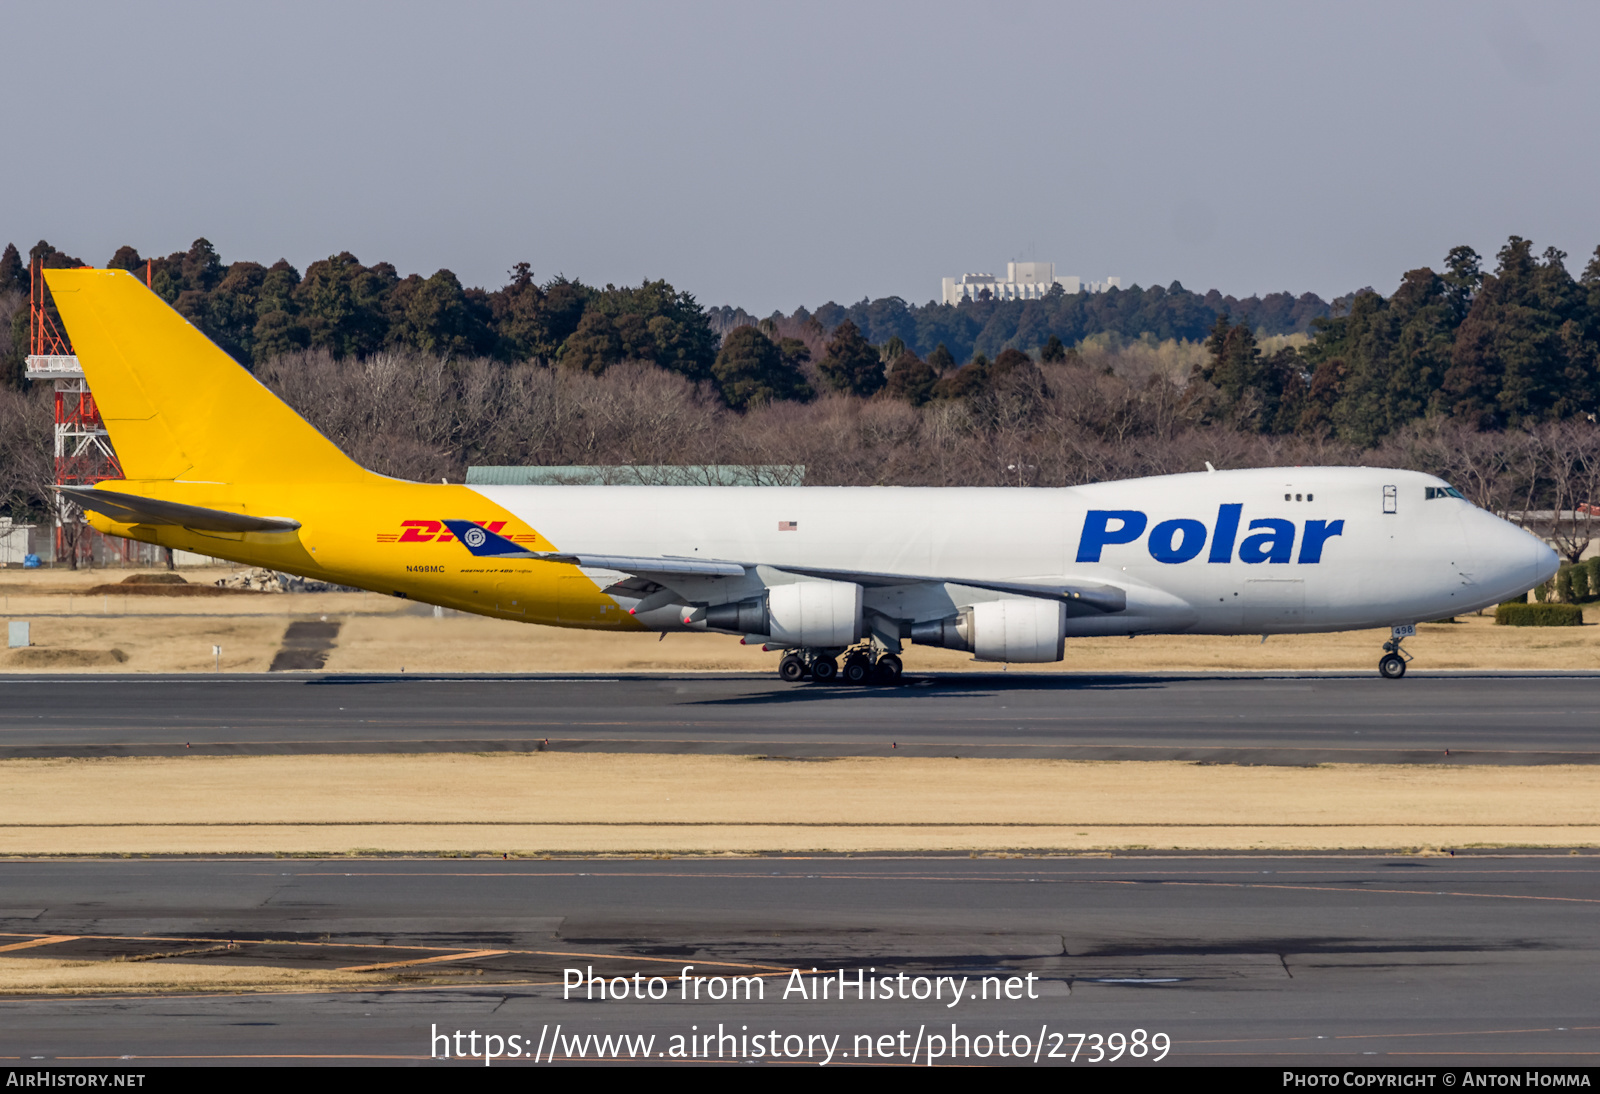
xmin=778 ymin=521 xmax=798 ymax=531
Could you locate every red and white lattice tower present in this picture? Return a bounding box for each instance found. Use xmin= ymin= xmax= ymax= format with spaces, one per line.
xmin=24 ymin=259 xmax=124 ymax=560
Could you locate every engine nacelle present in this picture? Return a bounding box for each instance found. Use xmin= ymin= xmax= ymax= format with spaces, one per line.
xmin=702 ymin=580 xmax=863 ymax=648
xmin=767 ymin=580 xmax=862 ymax=648
xmin=911 ymin=598 xmax=1066 ymax=663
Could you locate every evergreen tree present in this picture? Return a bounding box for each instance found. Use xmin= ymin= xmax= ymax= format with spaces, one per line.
xmin=537 ymin=277 xmax=590 ymax=355
xmin=106 ymin=245 xmax=142 ymax=272
xmin=202 ymin=261 xmax=267 ymax=364
xmin=1583 ymin=246 xmax=1600 ymax=327
xmin=884 ymin=350 xmax=939 ymax=406
xmin=0 ymin=244 xmax=24 ymax=294
xmin=1382 ymin=269 xmax=1459 ymax=428
xmin=1195 ymin=314 xmax=1276 ymax=430
xmin=180 ymin=238 xmax=225 ymax=293
xmin=488 ymin=264 xmax=592 ymax=362
xmin=1442 ymin=245 xmax=1482 ymax=323
xmin=989 ymin=347 xmax=1033 ymax=379
xmin=932 ymin=355 xmax=989 ymax=401
xmin=1267 ymin=347 xmax=1311 ymax=434
xmin=712 ymin=326 xmax=812 ymax=409
xmin=560 ymin=311 xmax=622 ymax=374
xmin=251 ymin=260 xmax=308 ymax=361
xmin=817 ymin=320 xmax=884 ymax=396
xmin=295 ymin=252 xmax=395 ymax=358
xmin=388 ymin=269 xmax=494 ymax=358
xmin=1444 ymin=237 xmax=1591 ymax=426
xmin=0 ymin=244 xmax=26 ymax=387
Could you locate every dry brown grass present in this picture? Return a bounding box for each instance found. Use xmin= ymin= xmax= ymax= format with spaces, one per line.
xmin=0 ymin=955 xmax=399 ymax=995
xmin=329 ymin=610 xmax=1600 ymax=675
xmin=3 ymin=593 xmax=1598 ymax=674
xmin=0 ymin=566 xmax=244 ymax=593
xmin=0 ymin=753 xmax=1593 ymax=853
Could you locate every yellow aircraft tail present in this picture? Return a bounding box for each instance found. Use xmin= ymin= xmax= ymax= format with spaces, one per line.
xmin=42 ymin=268 xmax=370 ymax=485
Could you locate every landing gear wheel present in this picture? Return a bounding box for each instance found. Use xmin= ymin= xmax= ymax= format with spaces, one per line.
xmin=842 ymin=654 xmax=872 ymax=685
xmin=1378 ymin=653 xmax=1406 ymax=679
xmin=778 ymin=654 xmax=806 ymax=683
xmin=810 ymin=656 xmax=838 ymax=683
xmin=874 ymin=653 xmax=903 ymax=683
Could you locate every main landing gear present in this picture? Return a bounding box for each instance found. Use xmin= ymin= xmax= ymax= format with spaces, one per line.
xmin=1378 ymin=625 xmax=1415 ymax=679
xmin=778 ymin=644 xmax=903 ymax=685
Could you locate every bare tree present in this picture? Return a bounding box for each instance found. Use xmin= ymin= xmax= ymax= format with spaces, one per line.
xmin=0 ymin=385 xmax=52 ymax=517
xmin=1537 ymin=420 xmax=1600 ymax=563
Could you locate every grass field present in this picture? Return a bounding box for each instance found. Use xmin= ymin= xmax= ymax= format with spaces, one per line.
xmin=0 ymin=955 xmax=401 ymax=995
xmin=0 ymin=753 xmax=1594 ymax=854
xmin=0 ymin=567 xmax=1595 ymax=673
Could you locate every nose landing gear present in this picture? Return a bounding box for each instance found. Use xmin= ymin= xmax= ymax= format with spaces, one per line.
xmin=1378 ymin=625 xmax=1415 ymax=678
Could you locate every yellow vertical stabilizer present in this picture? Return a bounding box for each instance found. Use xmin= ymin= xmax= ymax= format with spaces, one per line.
xmin=42 ymin=268 xmax=371 ymax=485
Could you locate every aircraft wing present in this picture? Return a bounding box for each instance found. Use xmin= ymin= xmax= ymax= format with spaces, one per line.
xmin=778 ymin=564 xmax=1126 ymax=612
xmin=59 ymin=485 xmax=302 ymax=533
xmin=439 ymin=521 xmax=745 ymax=576
xmin=442 ymin=520 xmax=1124 ymax=612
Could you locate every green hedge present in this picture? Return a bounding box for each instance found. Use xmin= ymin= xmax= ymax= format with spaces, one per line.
xmin=1495 ymin=602 xmax=1585 ymax=626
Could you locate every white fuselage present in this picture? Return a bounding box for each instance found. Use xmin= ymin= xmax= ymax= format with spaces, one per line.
xmin=470 ymin=466 xmax=1557 ymax=638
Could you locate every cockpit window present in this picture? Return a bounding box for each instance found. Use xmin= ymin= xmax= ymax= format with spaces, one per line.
xmin=1424 ymin=485 xmax=1467 ymax=501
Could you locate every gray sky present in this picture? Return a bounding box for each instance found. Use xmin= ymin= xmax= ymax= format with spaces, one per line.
xmin=8 ymin=1 xmax=1598 ymax=314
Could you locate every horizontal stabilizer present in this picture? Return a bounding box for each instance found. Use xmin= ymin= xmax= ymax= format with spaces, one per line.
xmin=59 ymin=486 xmax=301 ymax=533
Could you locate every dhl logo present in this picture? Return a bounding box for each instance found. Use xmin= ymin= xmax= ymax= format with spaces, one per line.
xmin=375 ymin=520 xmax=538 ymax=544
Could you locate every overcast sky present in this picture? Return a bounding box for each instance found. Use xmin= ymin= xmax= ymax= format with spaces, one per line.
xmin=7 ymin=1 xmax=1598 ymax=314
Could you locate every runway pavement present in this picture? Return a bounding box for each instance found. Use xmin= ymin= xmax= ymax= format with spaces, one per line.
xmin=0 ymin=854 xmax=1595 ymax=1066
xmin=0 ymin=671 xmax=1598 ymax=764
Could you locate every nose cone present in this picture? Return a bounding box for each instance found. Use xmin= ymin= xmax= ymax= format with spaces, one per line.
xmin=1532 ymin=537 xmax=1561 ymax=587
xmin=1472 ymin=509 xmax=1558 ymax=595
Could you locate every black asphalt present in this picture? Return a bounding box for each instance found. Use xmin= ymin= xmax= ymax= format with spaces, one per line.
xmin=0 ymin=854 xmax=1595 ymax=1066
xmin=0 ymin=671 xmax=1597 ymax=763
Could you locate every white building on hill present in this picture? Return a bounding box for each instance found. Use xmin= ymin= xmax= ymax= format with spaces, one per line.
xmin=941 ymin=262 xmax=1120 ymax=305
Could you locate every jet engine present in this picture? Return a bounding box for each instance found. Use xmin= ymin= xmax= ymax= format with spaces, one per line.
xmin=703 ymin=579 xmax=863 ymax=648
xmin=910 ymin=598 xmax=1066 ymax=662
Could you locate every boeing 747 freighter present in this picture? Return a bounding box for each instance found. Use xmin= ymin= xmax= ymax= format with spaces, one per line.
xmin=44 ymin=268 xmax=1557 ymax=682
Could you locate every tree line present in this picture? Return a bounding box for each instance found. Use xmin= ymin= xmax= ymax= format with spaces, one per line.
xmin=0 ymin=239 xmax=720 ymax=386
xmin=3 ymin=233 xmax=1600 ymax=564
xmin=1192 ymin=239 xmax=1600 ymax=444
xmin=10 ymin=234 xmax=1594 ymax=445
xmin=709 ymin=282 xmax=1334 ymax=364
